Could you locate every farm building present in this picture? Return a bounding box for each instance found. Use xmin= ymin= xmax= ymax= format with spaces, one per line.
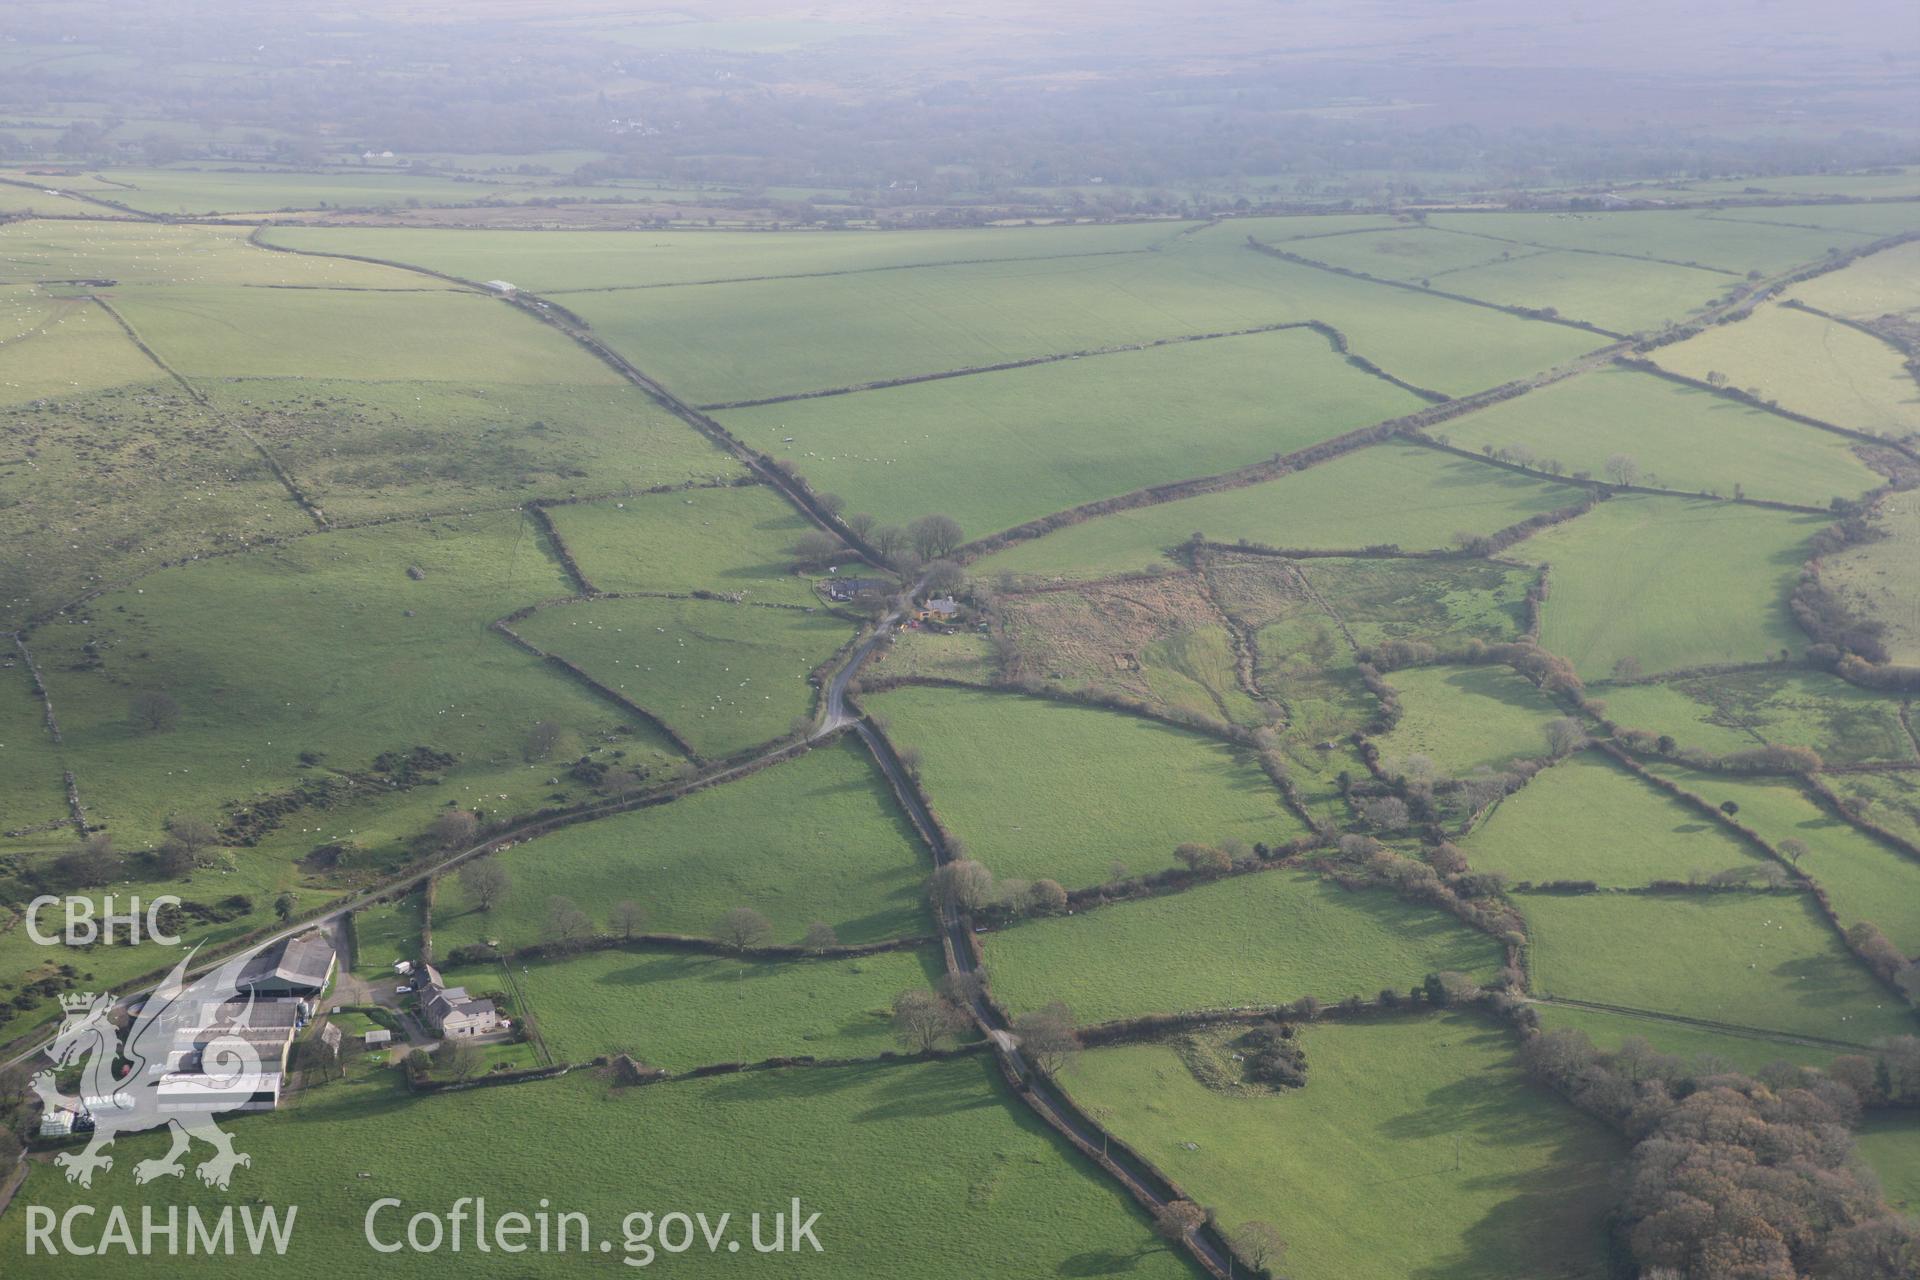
xmin=419 ymin=963 xmax=502 ymax=1038
xmin=235 ymin=932 xmax=337 ymax=997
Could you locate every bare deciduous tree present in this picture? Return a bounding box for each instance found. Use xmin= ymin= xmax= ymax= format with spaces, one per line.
xmin=715 ymin=906 xmax=773 ymax=952
xmin=907 ymin=514 xmax=963 ymax=561
xmin=609 ymin=899 xmax=648 ymax=939
xmin=801 ymin=920 xmax=839 ymax=953
xmin=431 ymin=809 xmax=479 ymax=852
xmin=889 ymin=989 xmax=968 ymax=1054
xmin=928 ymin=859 xmax=995 ymax=913
xmin=459 ymin=858 xmax=511 ymax=912
xmin=1013 ymin=1001 xmax=1078 ymax=1076
xmin=129 ymin=690 xmax=181 ymax=733
xmin=1153 ymin=1200 xmax=1206 ymax=1246
xmin=544 ymin=895 xmax=594 ymax=949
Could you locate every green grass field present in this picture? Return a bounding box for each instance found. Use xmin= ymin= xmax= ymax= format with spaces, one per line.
xmin=1857 ymin=1113 xmax=1920 ymax=1216
xmin=29 ymin=510 xmax=680 ymax=848
xmin=261 ymin=221 xmax=1187 ymax=290
xmin=0 ymin=218 xmax=437 ymax=288
xmin=1465 ymin=751 xmax=1766 ymax=885
xmin=501 ymin=945 xmax=946 ymax=1068
xmin=1424 ymin=209 xmax=1877 ymax=275
xmin=1825 ymin=488 xmax=1920 ymax=664
xmin=1440 ymin=365 xmax=1883 ymax=506
xmin=985 ymin=870 xmax=1502 ymax=1022
xmin=1522 ymin=891 xmax=1913 ymax=1045
xmin=1652 ymin=302 xmax=1919 ymax=437
xmin=202 ymin=377 xmax=739 ymax=523
xmin=349 ymin=891 xmax=424 ymax=976
xmin=560 ymin=231 xmax=1597 ymax=405
xmin=1518 ymin=494 xmax=1822 ymax=677
xmin=1789 ymin=238 xmax=1920 ymax=318
xmin=1427 ymin=249 xmax=1733 ymax=334
xmin=1643 ymin=763 xmax=1920 ymax=954
xmin=716 ymin=325 xmax=1423 ymax=536
xmin=1061 ymin=1013 xmax=1620 ymax=1280
xmin=1530 ymin=1004 xmax=1840 ymax=1073
xmin=547 ymin=484 xmax=825 ymax=606
xmin=1598 ymin=669 xmax=1916 ymax=765
xmin=516 ymin=596 xmax=851 ymax=758
xmin=0 ymin=1059 xmax=1190 ymax=1278
xmin=974 ymin=444 xmax=1583 ymax=581
xmin=1374 ymin=665 xmax=1564 ymax=775
xmin=1833 ymin=772 xmax=1920 ymax=850
xmin=0 ymin=294 xmax=166 ymax=403
xmin=866 ymin=686 xmax=1298 ymax=889
xmin=432 ymin=736 xmax=932 ymax=953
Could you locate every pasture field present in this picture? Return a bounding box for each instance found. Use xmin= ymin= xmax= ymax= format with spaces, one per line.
xmin=1530 ymin=1004 xmax=1839 ymax=1073
xmin=869 ymin=626 xmax=998 ymax=684
xmin=1206 ymin=553 xmax=1533 ymax=652
xmin=864 ymin=686 xmax=1297 ymax=889
xmin=1825 ymin=488 xmax=1920 ymax=664
xmin=203 ymin=377 xmax=738 ymax=522
xmin=1518 ymin=495 xmax=1821 ymax=677
xmin=500 ymin=945 xmax=946 ymax=1068
xmin=563 ymin=233 xmax=1598 ymax=405
xmin=1423 ymin=209 xmax=1879 ymax=275
xmin=0 ymin=1059 xmax=1187 ymax=1279
xmin=1061 ymin=1013 xmax=1620 ymax=1280
xmin=0 ymin=219 xmax=439 ymax=289
xmin=1521 ymin=892 xmax=1913 ymax=1045
xmin=1438 ymin=364 xmax=1885 ymax=506
xmin=431 ymin=737 xmax=931 ymax=953
xmin=1710 ymin=203 xmax=1920 ymax=239
xmin=996 ymin=574 xmax=1264 ymax=727
xmin=546 ymin=484 xmax=822 ymax=606
xmin=1651 ymin=302 xmax=1919 ymax=437
xmin=1832 ymin=772 xmax=1920 ymax=849
xmin=974 ymin=443 xmax=1583 ymax=581
xmin=1858 ymin=1114 xmax=1920 ymax=1216
xmin=1373 ymin=664 xmax=1564 ymax=775
xmin=261 ymin=221 xmax=1188 ymax=290
xmin=717 ymin=325 xmax=1423 ymax=536
xmin=1788 ymin=237 xmax=1920 ymax=318
xmin=1642 ymin=763 xmax=1920 ymax=954
xmin=1275 ymin=225 xmax=1529 ymax=282
xmin=26 ymin=510 xmax=682 ymax=848
xmin=0 ymin=656 xmax=71 ymax=849
xmin=0 ymin=296 xmax=167 ymax=403
xmin=514 ymin=596 xmax=853 ymax=759
xmin=0 ymin=379 xmax=316 ymax=627
xmin=1423 ymin=249 xmax=1733 ymax=334
xmin=0 ymin=183 xmax=112 ymax=217
xmin=1465 ymin=750 xmax=1766 ymax=885
xmin=1598 ymin=669 xmax=1916 ymax=765
xmin=111 ymin=285 xmax=620 ymax=384
xmin=349 ymin=891 xmax=424 ymax=976
xmin=985 ymin=870 xmax=1502 ymax=1022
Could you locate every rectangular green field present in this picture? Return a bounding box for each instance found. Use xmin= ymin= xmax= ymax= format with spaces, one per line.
xmin=1531 ymin=1004 xmax=1840 ymax=1073
xmin=432 ymin=736 xmax=931 ymax=954
xmin=716 ymin=325 xmax=1423 ymax=537
xmin=1522 ymin=891 xmax=1913 ymax=1044
xmin=1645 ymin=763 xmax=1920 ymax=954
xmin=1426 ymin=249 xmax=1734 ymax=335
xmin=503 ymin=945 xmax=946 ymax=1068
xmin=866 ymin=686 xmax=1299 ymax=889
xmin=985 ymin=870 xmax=1503 ymax=1022
xmin=1600 ymin=669 xmax=1915 ymax=766
xmin=29 ymin=510 xmax=683 ymax=848
xmin=1857 ymin=1113 xmax=1920 ymax=1216
xmin=0 ymin=219 xmax=441 ymax=288
xmin=515 ymin=596 xmax=853 ymax=759
xmin=975 ymin=443 xmax=1585 ymax=582
xmin=1826 ymin=488 xmax=1920 ymax=664
xmin=261 ymin=221 xmax=1188 ymax=290
xmin=1651 ymin=302 xmax=1919 ymax=437
xmin=1061 ymin=1013 xmax=1620 ymax=1280
xmin=1373 ymin=664 xmax=1566 ymax=776
xmin=0 ymin=294 xmax=165 ymax=403
xmin=565 ymin=233 xmax=1599 ymax=405
xmin=1789 ymin=238 xmax=1920 ymax=318
xmin=1425 ymin=209 xmax=1877 ymax=275
xmin=547 ymin=484 xmax=825 ymax=606
xmin=1518 ymin=494 xmax=1823 ymax=678
xmin=350 ymin=891 xmax=425 ymax=976
xmin=1441 ymin=364 xmax=1884 ymax=506
xmin=1466 ymin=751 xmax=1767 ymax=885
xmin=0 ymin=1058 xmax=1189 ymax=1279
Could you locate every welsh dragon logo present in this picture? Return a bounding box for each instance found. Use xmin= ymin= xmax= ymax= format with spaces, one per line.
xmin=32 ymin=944 xmax=270 ymax=1190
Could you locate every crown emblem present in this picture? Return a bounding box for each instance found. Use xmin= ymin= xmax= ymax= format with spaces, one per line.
xmin=59 ymin=991 xmax=99 ymax=1014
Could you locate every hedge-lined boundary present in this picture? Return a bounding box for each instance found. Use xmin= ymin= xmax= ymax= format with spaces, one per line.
xmin=489 ymin=617 xmax=704 ymax=760
xmin=458 ymin=930 xmax=939 ymax=965
xmin=695 ymin=320 xmax=1326 ymax=410
xmin=1244 ymin=235 xmax=1624 ymax=337
xmin=1615 ymin=356 xmax=1920 ymax=465
xmin=1411 ymin=434 xmax=1829 ymax=514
